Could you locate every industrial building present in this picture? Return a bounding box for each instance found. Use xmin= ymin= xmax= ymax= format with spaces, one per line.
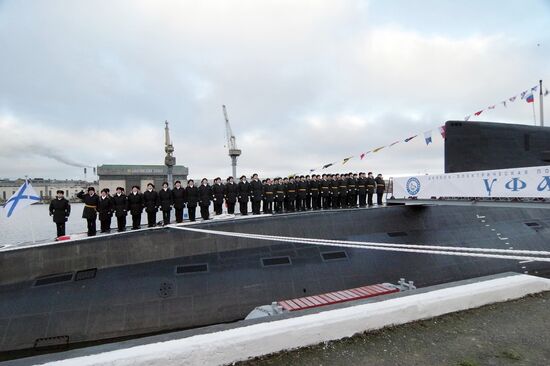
xmin=0 ymin=178 xmax=97 ymax=203
xmin=97 ymin=164 xmax=189 ymax=193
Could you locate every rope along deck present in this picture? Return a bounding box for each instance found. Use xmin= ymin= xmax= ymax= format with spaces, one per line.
xmin=172 ymin=226 xmax=550 ymax=263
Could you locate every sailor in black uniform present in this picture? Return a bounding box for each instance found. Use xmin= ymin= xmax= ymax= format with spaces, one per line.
xmin=127 ymin=185 xmax=143 ymax=229
xmin=263 ymin=178 xmax=274 ymax=214
xmin=49 ymin=190 xmax=70 ymax=237
xmin=199 ymin=178 xmax=212 ymax=220
xmin=286 ymin=177 xmax=297 ymax=212
xmin=249 ymin=173 xmax=263 ymax=215
xmin=357 ymin=172 xmax=367 ymax=207
xmin=143 ymin=183 xmax=159 ymax=227
xmin=186 ymin=180 xmax=199 ymax=222
xmin=305 ymin=175 xmax=312 ymax=210
xmin=224 ymin=177 xmax=238 ymax=214
xmin=113 ymin=187 xmax=128 ymax=232
xmin=76 ymin=187 xmax=99 ymax=236
xmin=98 ymin=188 xmax=113 ymax=233
xmin=375 ymin=173 xmax=386 ymax=205
xmin=297 ymin=176 xmax=307 ymax=211
xmin=282 ymin=177 xmax=289 ymax=212
xmin=330 ymin=174 xmax=340 ymax=209
xmin=212 ymin=177 xmax=225 ymax=215
xmin=320 ymin=174 xmax=330 ymax=209
xmin=172 ymin=180 xmax=186 ymax=223
xmin=273 ymin=178 xmax=284 ymax=213
xmin=366 ymin=172 xmax=376 ymax=207
xmin=347 ymin=172 xmax=357 ymax=208
xmin=237 ymin=175 xmax=250 ymax=215
xmin=159 ymin=182 xmax=173 ymax=225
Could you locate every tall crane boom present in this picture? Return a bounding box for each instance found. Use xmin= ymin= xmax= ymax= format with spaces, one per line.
xmin=222 ymin=105 xmax=242 ymax=178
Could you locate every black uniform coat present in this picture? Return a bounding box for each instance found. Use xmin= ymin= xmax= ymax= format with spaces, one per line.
xmin=310 ymin=180 xmax=320 ymax=197
xmin=320 ymin=179 xmax=330 ymax=197
xmin=339 ymin=178 xmax=348 ymax=196
xmin=49 ymin=198 xmax=71 ymax=223
xmin=237 ymin=181 xmax=250 ymax=202
xmin=186 ymin=186 xmax=199 ymax=207
xmin=357 ymin=177 xmax=367 ymax=195
xmin=97 ymin=196 xmax=113 ymax=221
xmin=330 ymin=179 xmax=340 ymax=197
xmin=212 ymin=183 xmax=225 ymax=204
xmin=224 ymin=182 xmax=238 ymax=203
xmin=76 ymin=191 xmax=100 ymax=219
xmin=274 ymin=183 xmax=285 ymax=202
xmin=127 ymin=192 xmax=144 ymax=215
xmin=375 ymin=177 xmax=386 ymax=194
xmin=112 ymin=193 xmax=128 ymax=217
xmin=366 ymin=177 xmax=376 ymax=193
xmin=158 ymin=188 xmax=173 ymax=211
xmin=297 ymin=180 xmax=308 ymax=198
xmin=249 ymin=180 xmax=263 ymax=202
xmin=143 ymin=189 xmax=159 ymax=213
xmin=172 ymin=187 xmax=186 ymax=209
xmin=263 ymin=183 xmax=275 ymax=202
xmin=347 ymin=177 xmax=357 ymax=195
xmin=286 ymin=181 xmax=297 ymax=200
xmin=198 ymin=184 xmax=213 ymax=206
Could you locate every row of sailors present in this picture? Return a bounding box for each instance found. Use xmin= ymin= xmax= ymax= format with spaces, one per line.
xmin=50 ymin=172 xmax=385 ymax=237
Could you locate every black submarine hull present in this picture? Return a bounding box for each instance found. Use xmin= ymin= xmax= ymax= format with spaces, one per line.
xmin=1 ymin=205 xmax=550 ymax=354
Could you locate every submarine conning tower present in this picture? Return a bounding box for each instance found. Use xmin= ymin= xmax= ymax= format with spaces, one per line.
xmin=444 ymin=121 xmax=550 ymax=173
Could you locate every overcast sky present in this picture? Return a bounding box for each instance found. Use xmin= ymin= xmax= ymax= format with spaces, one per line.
xmin=0 ymin=0 xmax=549 ymax=180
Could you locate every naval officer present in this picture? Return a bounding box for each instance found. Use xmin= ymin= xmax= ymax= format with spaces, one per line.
xmin=128 ymin=185 xmax=143 ymax=230
xmin=143 ymin=183 xmax=159 ymax=227
xmin=49 ymin=190 xmax=71 ymax=238
xmin=113 ymin=187 xmax=128 ymax=232
xmin=76 ymin=187 xmax=100 ymax=236
xmin=172 ymin=180 xmax=186 ymax=223
xmin=159 ymin=182 xmax=173 ymax=225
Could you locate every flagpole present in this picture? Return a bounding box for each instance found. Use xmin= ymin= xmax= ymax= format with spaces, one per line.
xmin=25 ymin=175 xmax=36 ymax=243
xmin=540 ymin=79 xmax=544 ymax=127
xmin=532 ymin=101 xmax=537 ymax=126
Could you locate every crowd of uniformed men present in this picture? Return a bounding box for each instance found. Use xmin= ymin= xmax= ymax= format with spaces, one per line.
xmin=49 ymin=172 xmax=385 ymax=237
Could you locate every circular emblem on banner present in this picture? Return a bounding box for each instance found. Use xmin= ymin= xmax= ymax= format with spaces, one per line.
xmin=406 ymin=177 xmax=421 ymax=195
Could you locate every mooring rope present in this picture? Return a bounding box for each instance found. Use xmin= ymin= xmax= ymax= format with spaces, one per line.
xmin=172 ymin=226 xmax=550 ymax=263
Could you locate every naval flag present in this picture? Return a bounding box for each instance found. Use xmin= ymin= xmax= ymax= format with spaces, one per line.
xmin=424 ymin=131 xmax=432 ymax=145
xmin=4 ymin=180 xmax=41 ymax=218
xmin=526 ymin=92 xmax=534 ymax=103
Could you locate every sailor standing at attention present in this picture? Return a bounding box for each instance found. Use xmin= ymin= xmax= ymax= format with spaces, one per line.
xmin=237 ymin=175 xmax=250 ymax=215
xmin=49 ymin=190 xmax=71 ymax=238
xmin=375 ymin=173 xmax=386 ymax=206
xmin=199 ymin=178 xmax=212 ymax=220
xmin=76 ymin=187 xmax=100 ymax=236
xmin=249 ymin=173 xmax=263 ymax=215
xmin=112 ymin=187 xmax=128 ymax=232
xmin=185 ymin=180 xmax=199 ymax=222
xmin=366 ymin=172 xmax=376 ymax=207
xmin=98 ymin=188 xmax=113 ymax=233
xmin=158 ymin=182 xmax=173 ymax=225
xmin=172 ymin=180 xmax=186 ymax=223
xmin=143 ymin=183 xmax=159 ymax=227
xmin=212 ymin=177 xmax=225 ymax=215
xmin=128 ymin=185 xmax=144 ymax=229
xmin=224 ymin=176 xmax=238 ymax=214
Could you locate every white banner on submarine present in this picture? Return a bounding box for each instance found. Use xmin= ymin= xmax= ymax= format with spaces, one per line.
xmin=392 ymin=165 xmax=550 ymax=199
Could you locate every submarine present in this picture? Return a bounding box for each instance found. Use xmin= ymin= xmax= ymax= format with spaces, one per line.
xmin=2 ymin=120 xmax=550 ymax=359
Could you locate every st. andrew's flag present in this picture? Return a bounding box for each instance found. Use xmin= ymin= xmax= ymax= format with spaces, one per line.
xmin=4 ymin=180 xmax=41 ymax=218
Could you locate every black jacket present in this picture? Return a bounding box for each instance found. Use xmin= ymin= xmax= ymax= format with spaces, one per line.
xmin=310 ymin=180 xmax=320 ymax=197
xmin=212 ymin=183 xmax=225 ymax=203
xmin=330 ymin=179 xmax=339 ymax=196
xmin=274 ymin=183 xmax=285 ymax=201
xmin=375 ymin=177 xmax=386 ymax=193
xmin=198 ymin=184 xmax=212 ymax=206
xmin=112 ymin=193 xmax=128 ymax=217
xmin=127 ymin=192 xmax=144 ymax=215
xmin=347 ymin=178 xmax=357 ymax=194
xmin=297 ymin=180 xmax=308 ymax=198
xmin=286 ymin=182 xmax=297 ymax=199
xmin=143 ymin=190 xmax=159 ymax=213
xmin=186 ymin=186 xmax=199 ymax=207
xmin=366 ymin=177 xmax=376 ymax=193
xmin=98 ymin=196 xmax=113 ymax=221
xmin=237 ymin=181 xmax=250 ymax=202
xmin=357 ymin=177 xmax=367 ymax=195
xmin=249 ymin=180 xmax=263 ymax=202
xmin=263 ymin=183 xmax=274 ymax=202
xmin=224 ymin=182 xmax=238 ymax=203
xmin=320 ymin=179 xmax=330 ymax=197
xmin=172 ymin=187 xmax=186 ymax=209
xmin=49 ymin=198 xmax=70 ymax=223
xmin=158 ymin=188 xmax=173 ymax=211
xmin=76 ymin=191 xmax=99 ymax=220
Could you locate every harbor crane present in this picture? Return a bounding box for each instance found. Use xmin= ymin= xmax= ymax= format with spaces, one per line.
xmin=222 ymin=105 xmax=242 ymax=178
